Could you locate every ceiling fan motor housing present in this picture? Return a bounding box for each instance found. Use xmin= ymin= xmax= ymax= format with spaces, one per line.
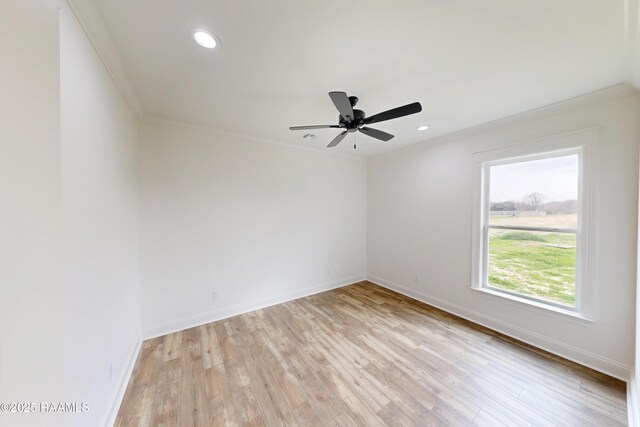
xmin=339 ymin=108 xmax=366 ymax=130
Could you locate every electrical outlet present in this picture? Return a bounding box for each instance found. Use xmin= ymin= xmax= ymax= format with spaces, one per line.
xmin=326 ymin=268 xmax=331 ymax=276
xmin=414 ymin=275 xmax=419 ymax=283
xmin=212 ymin=291 xmax=218 ymax=300
xmin=108 ymin=363 xmax=113 ymax=381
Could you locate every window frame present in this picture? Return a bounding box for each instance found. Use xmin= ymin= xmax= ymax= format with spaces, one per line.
xmin=471 ymin=129 xmax=597 ymax=321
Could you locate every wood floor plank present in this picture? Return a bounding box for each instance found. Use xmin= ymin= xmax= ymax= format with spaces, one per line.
xmin=180 ymin=328 xmax=209 ymax=427
xmin=363 ymin=362 xmax=445 ymax=426
xmin=244 ymin=350 xmax=299 ymax=426
xmin=473 ymin=409 xmax=508 ymax=427
xmin=161 ymin=331 xmax=181 ymax=362
xmin=292 ymin=400 xmax=325 ymax=427
xmin=204 ymin=362 xmax=239 ymax=426
xmin=281 ymin=349 xmax=349 ymax=425
xmin=115 ymin=376 xmax=159 ymax=427
xmin=230 ymin=384 xmax=266 ymax=427
xmin=198 ymin=323 xmax=223 ymax=369
xmin=214 ymin=320 xmax=237 ymax=363
xmin=115 ymin=339 xmax=163 ymax=427
xmin=115 ymin=281 xmax=628 ymax=426
xmin=314 ymin=363 xmax=388 ymax=427
xmin=377 ymin=402 xmax=418 ymax=427
xmin=150 ymin=358 xmax=181 ymax=427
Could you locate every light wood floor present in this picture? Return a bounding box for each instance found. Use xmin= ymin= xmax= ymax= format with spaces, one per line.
xmin=115 ymin=281 xmax=628 ymax=426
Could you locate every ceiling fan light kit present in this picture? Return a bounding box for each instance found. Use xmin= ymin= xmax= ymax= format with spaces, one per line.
xmin=289 ymin=91 xmax=422 ymax=149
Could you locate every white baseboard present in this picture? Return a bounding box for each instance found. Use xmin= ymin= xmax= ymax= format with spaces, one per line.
xmin=101 ymin=337 xmax=142 ymax=427
xmin=143 ymin=275 xmax=366 ymax=339
xmin=367 ymin=275 xmax=631 ymax=381
xmin=629 ymin=372 xmax=640 ymax=427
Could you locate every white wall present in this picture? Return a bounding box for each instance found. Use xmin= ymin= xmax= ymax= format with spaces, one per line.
xmin=139 ymin=121 xmax=367 ymax=336
xmin=632 ymin=149 xmax=640 ymax=425
xmin=368 ymin=88 xmax=640 ymax=379
xmin=60 ymin=3 xmax=141 ymax=427
xmin=0 ymin=1 xmax=66 ymax=427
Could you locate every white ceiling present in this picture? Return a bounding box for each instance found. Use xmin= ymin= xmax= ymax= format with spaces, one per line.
xmin=97 ymin=0 xmax=627 ymax=156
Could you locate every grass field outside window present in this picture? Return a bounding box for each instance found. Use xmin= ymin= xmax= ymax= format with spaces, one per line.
xmin=487 ymin=215 xmax=577 ymax=306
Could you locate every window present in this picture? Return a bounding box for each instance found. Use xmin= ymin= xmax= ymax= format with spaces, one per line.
xmin=472 ymin=130 xmax=595 ymax=318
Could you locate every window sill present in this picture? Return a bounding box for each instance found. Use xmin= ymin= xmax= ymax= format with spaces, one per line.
xmin=470 ymin=286 xmax=595 ymax=324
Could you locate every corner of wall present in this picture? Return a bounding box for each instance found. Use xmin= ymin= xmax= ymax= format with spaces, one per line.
xmin=100 ymin=337 xmax=142 ymax=427
xmin=626 ymin=0 xmax=640 ymax=90
xmin=64 ymin=0 xmax=143 ymax=119
xmin=629 ymin=371 xmax=640 ymax=426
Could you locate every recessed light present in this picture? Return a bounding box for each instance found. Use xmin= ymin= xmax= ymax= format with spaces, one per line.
xmin=193 ymin=30 xmax=218 ymax=49
xmin=417 ymin=125 xmax=429 ymax=131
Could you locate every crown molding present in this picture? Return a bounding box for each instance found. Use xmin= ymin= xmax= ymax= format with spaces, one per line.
xmin=626 ymin=0 xmax=640 ymax=89
xmin=142 ymin=116 xmax=367 ymax=161
xmin=65 ymin=0 xmax=143 ymax=120
xmin=371 ymin=83 xmax=638 ymax=159
xmin=147 ymin=83 xmax=636 ymax=162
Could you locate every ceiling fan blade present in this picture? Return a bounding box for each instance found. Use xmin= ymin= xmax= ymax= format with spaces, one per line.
xmin=327 ymin=131 xmax=348 ymax=148
xmin=328 ymin=91 xmax=355 ymax=123
xmin=359 ymin=126 xmax=394 ymax=142
xmin=364 ymin=102 xmax=422 ymax=125
xmin=289 ymin=125 xmax=342 ymax=130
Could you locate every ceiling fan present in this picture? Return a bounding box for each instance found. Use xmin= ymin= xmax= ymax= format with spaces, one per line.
xmin=289 ymin=91 xmax=422 ymax=148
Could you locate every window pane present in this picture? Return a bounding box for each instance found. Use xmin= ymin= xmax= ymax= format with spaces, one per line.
xmin=489 ymin=155 xmax=578 ymax=229
xmin=487 ymin=229 xmax=576 ymax=306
